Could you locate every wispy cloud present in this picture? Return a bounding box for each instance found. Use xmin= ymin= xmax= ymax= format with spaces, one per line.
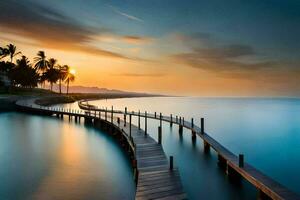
xmin=107 ymin=5 xmax=143 ymax=22
xmin=0 ymin=0 xmax=128 ymax=59
xmin=112 ymin=73 xmax=166 ymax=77
xmin=122 ymin=36 xmax=152 ymax=44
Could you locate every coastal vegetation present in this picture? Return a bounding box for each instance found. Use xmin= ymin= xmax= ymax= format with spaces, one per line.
xmin=0 ymin=44 xmax=75 ymax=94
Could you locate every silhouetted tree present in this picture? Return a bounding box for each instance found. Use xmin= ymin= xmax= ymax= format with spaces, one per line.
xmin=45 ymin=58 xmax=59 ymax=91
xmin=34 ymin=51 xmax=49 ymax=73
xmin=5 ymin=44 xmax=21 ymax=63
xmin=64 ymin=65 xmax=75 ymax=94
xmin=0 ymin=46 xmax=9 ymax=60
xmin=34 ymin=51 xmax=49 ymax=88
xmin=57 ymin=65 xmax=67 ymax=94
xmin=10 ymin=56 xmax=39 ymax=88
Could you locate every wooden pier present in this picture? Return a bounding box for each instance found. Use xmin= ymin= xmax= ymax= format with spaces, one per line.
xmin=78 ymin=100 xmax=300 ymax=200
xmin=16 ymin=99 xmax=187 ymax=200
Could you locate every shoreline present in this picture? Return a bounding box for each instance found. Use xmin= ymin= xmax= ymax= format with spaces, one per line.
xmin=0 ymin=92 xmax=163 ymax=111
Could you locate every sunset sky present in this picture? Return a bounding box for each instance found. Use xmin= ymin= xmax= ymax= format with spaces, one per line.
xmin=1 ymin=0 xmax=300 ymax=96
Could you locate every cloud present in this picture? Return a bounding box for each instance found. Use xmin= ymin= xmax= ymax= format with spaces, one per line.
xmin=107 ymin=5 xmax=143 ymax=22
xmin=0 ymin=0 xmax=127 ymax=59
xmin=112 ymin=73 xmax=166 ymax=77
xmin=122 ymin=36 xmax=152 ymax=44
xmin=172 ymin=44 xmax=261 ymax=72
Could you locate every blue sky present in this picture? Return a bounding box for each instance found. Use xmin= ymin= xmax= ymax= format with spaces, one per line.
xmin=1 ymin=0 xmax=300 ymax=96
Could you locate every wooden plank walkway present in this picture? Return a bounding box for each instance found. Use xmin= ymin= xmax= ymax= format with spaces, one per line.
xmin=16 ymin=99 xmax=187 ymax=200
xmin=78 ymin=100 xmax=300 ymax=200
xmin=110 ymin=117 xmax=187 ymax=200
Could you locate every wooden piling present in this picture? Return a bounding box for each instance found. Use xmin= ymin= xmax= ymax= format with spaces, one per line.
xmin=129 ymin=114 xmax=132 ymax=138
xmin=145 ymin=111 xmax=147 ymax=135
xmin=160 ymin=112 xmax=162 ymax=127
xmin=124 ymin=107 xmax=127 ymax=127
xmin=191 ymin=118 xmax=194 ymax=128
xmin=138 ymin=110 xmax=140 ymax=130
xmin=170 ymin=114 xmax=173 ymax=126
xmin=201 ymin=118 xmax=204 ymax=134
xmin=170 ymin=156 xmax=173 ymax=170
xmin=158 ymin=126 xmax=162 ymax=144
xmin=204 ymin=140 xmax=210 ymax=153
xmin=111 ymin=106 xmax=113 ymax=123
xmin=239 ymin=154 xmax=244 ymax=168
xmin=179 ymin=125 xmax=183 ymax=135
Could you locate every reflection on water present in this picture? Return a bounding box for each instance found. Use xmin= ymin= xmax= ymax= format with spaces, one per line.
xmin=0 ymin=112 xmax=135 ymax=200
xmin=75 ymin=97 xmax=300 ymax=199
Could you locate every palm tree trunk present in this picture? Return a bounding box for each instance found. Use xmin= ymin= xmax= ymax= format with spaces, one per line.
xmin=50 ymin=82 xmax=53 ymax=91
xmin=67 ymin=78 xmax=69 ymax=95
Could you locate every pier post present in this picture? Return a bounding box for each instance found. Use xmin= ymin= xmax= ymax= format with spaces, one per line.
xmin=239 ymin=154 xmax=244 ymax=168
xmin=129 ymin=114 xmax=132 ymax=139
xmin=170 ymin=114 xmax=173 ymax=126
xmin=99 ymin=111 xmax=101 ymax=119
xmin=169 ymin=156 xmax=173 ymax=170
xmin=179 ymin=117 xmax=181 ymax=125
xmin=138 ymin=110 xmax=141 ymax=130
xmin=155 ymin=112 xmax=156 ymax=118
xmin=179 ymin=125 xmax=183 ymax=135
xmin=183 ymin=117 xmax=184 ymax=126
xmin=218 ymin=154 xmax=227 ymax=170
xmin=176 ymin=116 xmax=178 ymax=123
xmin=201 ymin=118 xmax=204 ymax=134
xmin=145 ymin=111 xmax=147 ymax=135
xmin=111 ymin=106 xmax=113 ymax=123
xmin=160 ymin=112 xmax=162 ymax=127
xmin=124 ymin=107 xmax=127 ymax=127
xmin=191 ymin=118 xmax=194 ymax=128
xmin=117 ymin=117 xmax=120 ymax=125
xmin=204 ymin=141 xmax=210 ymax=153
xmin=158 ymin=126 xmax=162 ymax=144
xmin=105 ymin=108 xmax=107 ymax=121
xmin=192 ymin=131 xmax=196 ymax=141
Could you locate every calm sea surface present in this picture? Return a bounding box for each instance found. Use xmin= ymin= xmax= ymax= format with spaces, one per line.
xmin=1 ymin=97 xmax=300 ymax=200
xmin=0 ymin=112 xmax=135 ymax=200
xmin=67 ymin=97 xmax=300 ymax=199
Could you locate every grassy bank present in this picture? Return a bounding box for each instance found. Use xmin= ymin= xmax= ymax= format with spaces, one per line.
xmin=35 ymin=92 xmax=161 ymax=106
xmin=0 ymin=87 xmax=162 ymax=109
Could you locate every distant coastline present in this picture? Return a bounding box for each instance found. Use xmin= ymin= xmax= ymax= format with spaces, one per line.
xmin=0 ymin=87 xmax=163 ymax=111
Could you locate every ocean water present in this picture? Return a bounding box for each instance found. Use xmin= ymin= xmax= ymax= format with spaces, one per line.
xmin=65 ymin=97 xmax=300 ymax=199
xmin=0 ymin=112 xmax=135 ymax=200
xmin=1 ymin=97 xmax=300 ymax=200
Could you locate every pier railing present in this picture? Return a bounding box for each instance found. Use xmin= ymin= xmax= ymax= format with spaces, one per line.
xmin=78 ymin=99 xmax=300 ymax=200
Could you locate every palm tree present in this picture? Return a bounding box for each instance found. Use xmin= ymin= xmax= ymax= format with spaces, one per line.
xmin=57 ymin=65 xmax=67 ymax=94
xmin=0 ymin=47 xmax=9 ymax=60
xmin=34 ymin=51 xmax=49 ymax=73
xmin=46 ymin=58 xmax=59 ymax=91
xmin=64 ymin=65 xmax=75 ymax=95
xmin=6 ymin=44 xmax=21 ymax=63
xmin=11 ymin=56 xmax=39 ymax=88
xmin=34 ymin=51 xmax=49 ymax=88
